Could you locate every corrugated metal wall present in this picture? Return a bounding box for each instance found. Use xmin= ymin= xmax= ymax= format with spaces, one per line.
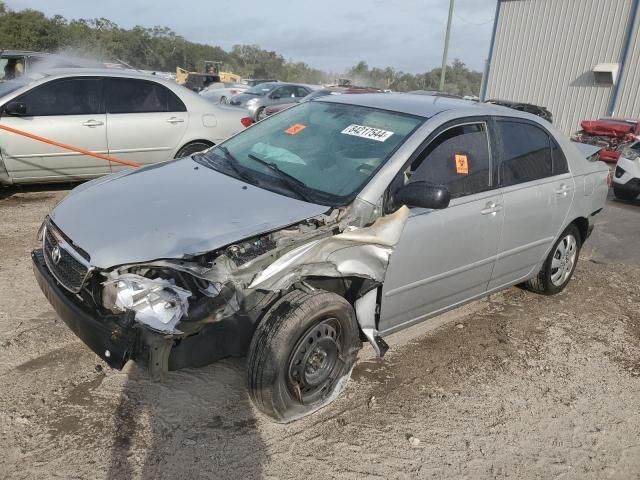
xmin=615 ymin=11 xmax=640 ymax=117
xmin=486 ymin=0 xmax=634 ymax=135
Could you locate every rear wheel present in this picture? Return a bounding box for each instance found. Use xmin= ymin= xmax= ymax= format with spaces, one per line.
xmin=523 ymin=224 xmax=581 ymax=295
xmin=613 ymin=185 xmax=637 ymax=201
xmin=174 ymin=141 xmax=213 ymax=159
xmin=247 ymin=289 xmax=361 ymax=422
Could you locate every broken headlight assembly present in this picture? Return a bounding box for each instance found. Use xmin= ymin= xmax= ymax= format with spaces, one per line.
xmin=101 ymin=274 xmax=191 ymax=333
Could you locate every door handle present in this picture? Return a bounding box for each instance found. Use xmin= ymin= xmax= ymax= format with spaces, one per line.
xmin=82 ymin=119 xmax=104 ymax=127
xmin=481 ymin=201 xmax=502 ymax=216
xmin=167 ymin=117 xmax=185 ymax=124
xmin=555 ymin=184 xmax=571 ymax=196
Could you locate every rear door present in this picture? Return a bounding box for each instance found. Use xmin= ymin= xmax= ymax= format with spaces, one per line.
xmin=105 ymin=77 xmax=188 ymax=171
xmin=380 ymin=120 xmax=504 ymax=332
xmin=488 ymin=118 xmax=574 ymax=290
xmin=0 ymin=77 xmax=109 ymax=182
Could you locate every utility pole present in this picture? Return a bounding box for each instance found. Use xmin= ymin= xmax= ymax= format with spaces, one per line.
xmin=439 ymin=0 xmax=455 ymax=91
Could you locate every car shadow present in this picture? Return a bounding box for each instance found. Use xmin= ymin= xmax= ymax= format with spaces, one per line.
xmin=106 ymin=358 xmax=266 ymax=479
xmin=0 ymin=182 xmax=78 ymax=200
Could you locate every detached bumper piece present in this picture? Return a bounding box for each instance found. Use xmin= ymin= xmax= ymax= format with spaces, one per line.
xmin=615 ymin=178 xmax=640 ymax=195
xmin=32 ymin=249 xmax=136 ymax=369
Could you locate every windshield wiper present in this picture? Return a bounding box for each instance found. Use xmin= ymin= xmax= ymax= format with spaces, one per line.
xmin=192 ymin=148 xmax=255 ymax=184
xmin=247 ymin=153 xmax=313 ymax=202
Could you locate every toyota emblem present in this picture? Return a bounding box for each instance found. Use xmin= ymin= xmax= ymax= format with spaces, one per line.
xmin=51 ymin=246 xmax=62 ymax=264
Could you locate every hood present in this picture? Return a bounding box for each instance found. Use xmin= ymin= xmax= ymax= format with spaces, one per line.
xmin=229 ymin=93 xmax=261 ymax=106
xmin=50 ymin=158 xmax=329 ymax=269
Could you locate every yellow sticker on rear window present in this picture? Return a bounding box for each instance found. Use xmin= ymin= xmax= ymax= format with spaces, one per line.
xmin=455 ymin=154 xmax=469 ymax=175
xmin=285 ymin=124 xmax=306 ymax=135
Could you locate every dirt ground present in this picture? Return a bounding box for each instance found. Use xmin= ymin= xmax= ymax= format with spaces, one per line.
xmin=0 ymin=185 xmax=639 ymax=480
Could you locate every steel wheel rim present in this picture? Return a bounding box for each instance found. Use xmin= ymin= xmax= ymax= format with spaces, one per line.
xmin=287 ymin=318 xmax=342 ymax=404
xmin=550 ymin=233 xmax=577 ymax=287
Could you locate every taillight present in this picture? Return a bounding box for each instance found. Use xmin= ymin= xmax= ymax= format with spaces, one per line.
xmin=240 ymin=117 xmax=253 ymax=128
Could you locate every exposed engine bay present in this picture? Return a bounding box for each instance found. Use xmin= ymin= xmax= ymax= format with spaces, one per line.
xmin=66 ymin=203 xmax=409 ymax=376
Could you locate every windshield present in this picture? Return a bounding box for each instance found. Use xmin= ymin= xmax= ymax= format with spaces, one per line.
xmin=196 ymin=101 xmax=423 ymax=206
xmin=245 ymin=83 xmax=277 ymax=96
xmin=0 ymin=80 xmax=25 ymax=97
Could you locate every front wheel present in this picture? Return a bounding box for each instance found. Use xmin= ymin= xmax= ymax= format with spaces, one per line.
xmin=523 ymin=224 xmax=581 ymax=295
xmin=255 ymin=107 xmax=266 ymax=121
xmin=247 ymin=289 xmax=361 ymax=423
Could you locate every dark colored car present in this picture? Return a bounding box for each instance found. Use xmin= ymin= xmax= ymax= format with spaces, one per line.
xmin=263 ymin=86 xmax=383 ymax=118
xmin=485 ymin=99 xmax=553 ymax=123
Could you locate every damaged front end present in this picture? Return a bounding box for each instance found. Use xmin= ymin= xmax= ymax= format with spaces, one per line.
xmin=33 ymin=203 xmax=409 ymax=376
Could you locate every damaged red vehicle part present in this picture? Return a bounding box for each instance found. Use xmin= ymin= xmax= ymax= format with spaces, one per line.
xmin=572 ymin=118 xmax=640 ymax=163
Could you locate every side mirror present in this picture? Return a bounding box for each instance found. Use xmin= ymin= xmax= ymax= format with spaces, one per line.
xmin=394 ymin=181 xmax=450 ymax=209
xmin=4 ymin=101 xmax=27 ymax=116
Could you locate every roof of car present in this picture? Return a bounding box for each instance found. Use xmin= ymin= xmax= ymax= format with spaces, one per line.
xmin=319 ymin=92 xmax=486 ymax=118
xmin=0 ymin=49 xmax=48 ymax=57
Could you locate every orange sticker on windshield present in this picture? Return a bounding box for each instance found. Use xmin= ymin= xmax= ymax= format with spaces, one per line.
xmin=455 ymin=154 xmax=469 ymax=175
xmin=285 ymin=123 xmax=306 ymax=135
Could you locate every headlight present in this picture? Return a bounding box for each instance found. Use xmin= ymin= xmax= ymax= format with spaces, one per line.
xmin=102 ymin=274 xmax=191 ymax=333
xmin=246 ymin=98 xmax=258 ymax=106
xmin=37 ymin=217 xmax=47 ymax=242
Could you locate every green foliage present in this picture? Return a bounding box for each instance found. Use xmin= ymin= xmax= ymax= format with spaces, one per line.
xmin=347 ymin=58 xmax=482 ymax=95
xmin=0 ymin=1 xmax=481 ymax=93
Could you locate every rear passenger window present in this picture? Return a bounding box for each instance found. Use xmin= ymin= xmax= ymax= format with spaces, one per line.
xmin=495 ymin=120 xmax=553 ymax=186
xmin=16 ymin=78 xmax=102 ymax=116
xmin=106 ymin=78 xmax=185 ymax=113
xmin=407 ymin=123 xmax=491 ymax=199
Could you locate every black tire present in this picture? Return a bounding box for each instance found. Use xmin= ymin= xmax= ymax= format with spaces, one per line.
xmin=219 ymin=96 xmax=227 ymax=104
xmin=613 ymin=185 xmax=637 ymax=201
xmin=255 ymin=107 xmax=266 ymax=121
xmin=174 ymin=141 xmax=213 ymax=159
xmin=523 ymin=224 xmax=581 ymax=295
xmin=247 ymin=289 xmax=361 ymax=422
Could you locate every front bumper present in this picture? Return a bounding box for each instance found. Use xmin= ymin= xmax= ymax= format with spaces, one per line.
xmin=613 ymin=177 xmax=640 ymax=195
xmin=32 ymin=249 xmax=137 ymax=369
xmin=33 ymin=249 xmax=256 ymax=372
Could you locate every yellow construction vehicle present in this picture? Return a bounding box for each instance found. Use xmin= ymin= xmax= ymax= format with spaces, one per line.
xmin=175 ymin=62 xmax=241 ymax=91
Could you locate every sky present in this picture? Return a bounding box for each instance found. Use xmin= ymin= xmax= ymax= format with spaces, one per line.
xmin=6 ymin=0 xmax=497 ymax=74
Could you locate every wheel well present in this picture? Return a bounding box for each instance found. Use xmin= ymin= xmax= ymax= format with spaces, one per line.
xmin=181 ymin=139 xmax=214 ymax=150
xmin=571 ymin=217 xmax=589 ymax=243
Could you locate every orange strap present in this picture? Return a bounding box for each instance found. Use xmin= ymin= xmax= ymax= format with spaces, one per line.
xmin=0 ymin=123 xmax=141 ymax=167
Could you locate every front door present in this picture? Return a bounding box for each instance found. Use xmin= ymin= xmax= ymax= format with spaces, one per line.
xmin=0 ymin=77 xmax=109 ymax=182
xmin=488 ymin=119 xmax=575 ymax=290
xmin=380 ymin=121 xmax=503 ymax=333
xmin=105 ymin=78 xmax=188 ymax=171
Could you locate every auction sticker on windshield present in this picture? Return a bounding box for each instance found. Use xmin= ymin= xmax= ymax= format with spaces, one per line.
xmin=341 ymin=124 xmax=394 ymax=142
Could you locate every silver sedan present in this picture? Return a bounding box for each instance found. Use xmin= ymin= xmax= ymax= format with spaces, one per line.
xmin=32 ymin=94 xmax=609 ymax=422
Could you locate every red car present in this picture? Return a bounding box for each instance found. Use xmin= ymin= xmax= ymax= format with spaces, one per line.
xmin=261 ymin=86 xmax=382 ymax=119
xmin=572 ymin=118 xmax=640 ymax=163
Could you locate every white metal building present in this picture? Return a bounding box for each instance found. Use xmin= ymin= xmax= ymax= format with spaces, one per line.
xmin=481 ymin=0 xmax=640 ymax=135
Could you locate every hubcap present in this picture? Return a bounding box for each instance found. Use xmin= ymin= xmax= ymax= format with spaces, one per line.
xmin=550 ymin=234 xmax=577 ymax=287
xmin=288 ymin=318 xmax=342 ymax=404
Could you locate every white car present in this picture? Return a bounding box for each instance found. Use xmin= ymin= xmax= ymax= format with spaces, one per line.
xmin=613 ymin=141 xmax=640 ymax=201
xmin=0 ymin=68 xmax=248 ymax=185
xmin=199 ymin=83 xmax=248 ymax=104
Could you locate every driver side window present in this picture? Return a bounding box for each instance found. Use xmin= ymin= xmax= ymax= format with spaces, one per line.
xmin=407 ymin=122 xmax=491 ymax=199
